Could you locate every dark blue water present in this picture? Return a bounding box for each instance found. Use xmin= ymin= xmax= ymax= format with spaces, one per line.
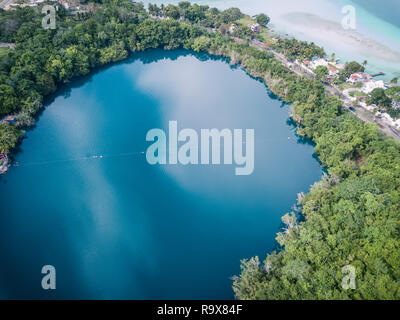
xmin=0 ymin=50 xmax=321 ymax=299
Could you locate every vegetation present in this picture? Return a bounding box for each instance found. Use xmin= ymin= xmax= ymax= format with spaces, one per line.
xmin=367 ymin=88 xmax=392 ymax=108
xmin=337 ymin=81 xmax=362 ymax=90
xmin=0 ymin=1 xmax=399 ymax=300
xmin=386 ymin=86 xmax=400 ymax=102
xmin=0 ymin=47 xmax=9 ymax=58
xmin=271 ymin=38 xmax=326 ymax=61
xmin=0 ymin=124 xmax=22 ymax=153
xmin=340 ymin=61 xmax=365 ymax=81
xmin=256 ymin=13 xmax=270 ymax=27
xmin=315 ymin=65 xmax=328 ymax=81
xmin=384 ymin=86 xmax=400 ymax=119
xmin=234 ymin=14 xmax=272 ymax=43
xmin=349 ymin=90 xmax=365 ymax=98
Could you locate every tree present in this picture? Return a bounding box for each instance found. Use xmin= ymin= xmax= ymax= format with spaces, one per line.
xmin=0 ymin=124 xmax=22 ymax=153
xmin=340 ymin=61 xmax=365 ymax=81
xmin=221 ymin=8 xmax=243 ymax=24
xmin=218 ymin=24 xmax=228 ymax=36
xmin=164 ymin=4 xmax=180 ymax=20
xmin=148 ymin=4 xmax=161 ymax=16
xmin=390 ymin=77 xmax=398 ymax=84
xmin=368 ymin=88 xmax=391 ymax=108
xmin=315 ymin=65 xmax=328 ymax=81
xmin=191 ymin=36 xmax=212 ymax=52
xmin=256 ymin=13 xmax=270 ymax=26
xmin=0 ymin=83 xmax=19 ymax=116
xmin=178 ymin=1 xmax=191 ymax=10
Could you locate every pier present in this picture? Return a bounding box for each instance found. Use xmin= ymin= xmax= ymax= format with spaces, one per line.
xmin=371 ymin=72 xmax=385 ymax=77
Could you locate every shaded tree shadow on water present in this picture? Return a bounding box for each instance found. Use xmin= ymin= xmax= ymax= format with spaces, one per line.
xmin=40 ymin=49 xmax=232 ymax=110
xmin=8 ymin=49 xmax=196 ymax=162
xmin=6 ymin=50 xmax=208 ymax=159
xmin=28 ymin=47 xmax=282 ymax=130
xmin=4 ymin=48 xmax=325 ymax=287
xmin=11 ymin=47 xmax=318 ymax=164
xmin=243 ymin=70 xmax=283 ymax=102
xmin=285 ymin=117 xmax=324 ymax=168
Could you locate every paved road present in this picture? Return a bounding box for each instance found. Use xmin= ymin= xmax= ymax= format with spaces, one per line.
xmin=0 ymin=42 xmax=15 ymax=48
xmin=248 ymin=40 xmax=400 ymax=142
xmin=0 ymin=0 xmax=14 ymax=9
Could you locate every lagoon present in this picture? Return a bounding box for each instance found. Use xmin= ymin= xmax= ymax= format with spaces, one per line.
xmin=142 ymin=0 xmax=400 ymax=80
xmin=0 ymin=50 xmax=321 ymax=299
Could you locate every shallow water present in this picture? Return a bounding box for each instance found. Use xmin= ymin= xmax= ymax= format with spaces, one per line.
xmin=0 ymin=50 xmax=322 ymax=299
xmin=142 ymin=0 xmax=400 ymax=80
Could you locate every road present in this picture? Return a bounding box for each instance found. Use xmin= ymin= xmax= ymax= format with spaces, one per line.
xmin=249 ymin=39 xmax=400 ymax=142
xmin=0 ymin=42 xmax=15 ymax=48
xmin=0 ymin=0 xmax=14 ymax=9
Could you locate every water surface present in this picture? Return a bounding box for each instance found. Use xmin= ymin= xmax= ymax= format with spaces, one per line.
xmin=0 ymin=50 xmax=321 ymax=299
xmin=142 ymin=0 xmax=400 ymax=80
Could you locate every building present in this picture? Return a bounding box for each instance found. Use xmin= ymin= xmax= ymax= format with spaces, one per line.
xmin=306 ymin=58 xmax=332 ymax=71
xmin=247 ymin=24 xmax=260 ymax=34
xmin=327 ymin=65 xmax=339 ymax=77
xmin=0 ymin=153 xmax=8 ymax=175
xmin=229 ymin=24 xmax=237 ymax=35
xmin=313 ymin=59 xmax=328 ymax=68
xmin=347 ymin=72 xmax=372 ymax=84
xmin=0 ymin=116 xmax=17 ymax=125
xmin=362 ymin=80 xmax=386 ymax=94
xmin=59 ymin=0 xmax=80 ymax=10
xmin=392 ymin=100 xmax=400 ymax=110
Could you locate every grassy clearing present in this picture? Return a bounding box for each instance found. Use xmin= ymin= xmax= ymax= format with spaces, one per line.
xmin=349 ymin=90 xmax=366 ymax=97
xmin=0 ymin=47 xmax=10 ymax=58
xmin=337 ymin=82 xmax=363 ymax=90
xmin=236 ymin=15 xmax=274 ymax=43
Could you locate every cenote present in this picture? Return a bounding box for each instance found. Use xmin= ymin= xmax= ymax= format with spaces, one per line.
xmin=0 ymin=50 xmax=322 ymax=299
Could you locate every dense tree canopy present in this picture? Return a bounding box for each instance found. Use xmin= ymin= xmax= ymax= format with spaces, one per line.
xmin=0 ymin=0 xmax=399 ymax=300
xmin=315 ymin=65 xmax=328 ymax=81
xmin=368 ymin=88 xmax=392 ymax=108
xmin=272 ymin=38 xmax=326 ymax=61
xmin=256 ymin=13 xmax=270 ymax=26
xmin=340 ymin=61 xmax=365 ymax=81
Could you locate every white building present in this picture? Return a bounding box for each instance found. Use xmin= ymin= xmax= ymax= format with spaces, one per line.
xmin=229 ymin=24 xmax=237 ymax=34
xmin=362 ymin=80 xmax=386 ymax=94
xmin=327 ymin=65 xmax=339 ymax=77
xmin=347 ymin=72 xmax=372 ymax=84
xmin=310 ymin=58 xmax=328 ymax=69
xmin=392 ymin=100 xmax=400 ymax=110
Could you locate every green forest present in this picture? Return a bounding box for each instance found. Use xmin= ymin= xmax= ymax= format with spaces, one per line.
xmin=0 ymin=1 xmax=399 ymax=299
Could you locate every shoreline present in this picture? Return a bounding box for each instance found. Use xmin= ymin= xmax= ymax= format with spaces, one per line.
xmin=1 ymin=5 xmax=400 ymax=175
xmin=142 ymin=0 xmax=400 ymax=80
xmin=1 ymin=2 xmax=399 ymax=299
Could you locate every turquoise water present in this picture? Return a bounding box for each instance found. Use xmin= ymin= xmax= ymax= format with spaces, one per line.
xmin=0 ymin=50 xmax=322 ymax=299
xmin=352 ymin=0 xmax=400 ymax=29
xmin=142 ymin=1 xmax=400 ymax=80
